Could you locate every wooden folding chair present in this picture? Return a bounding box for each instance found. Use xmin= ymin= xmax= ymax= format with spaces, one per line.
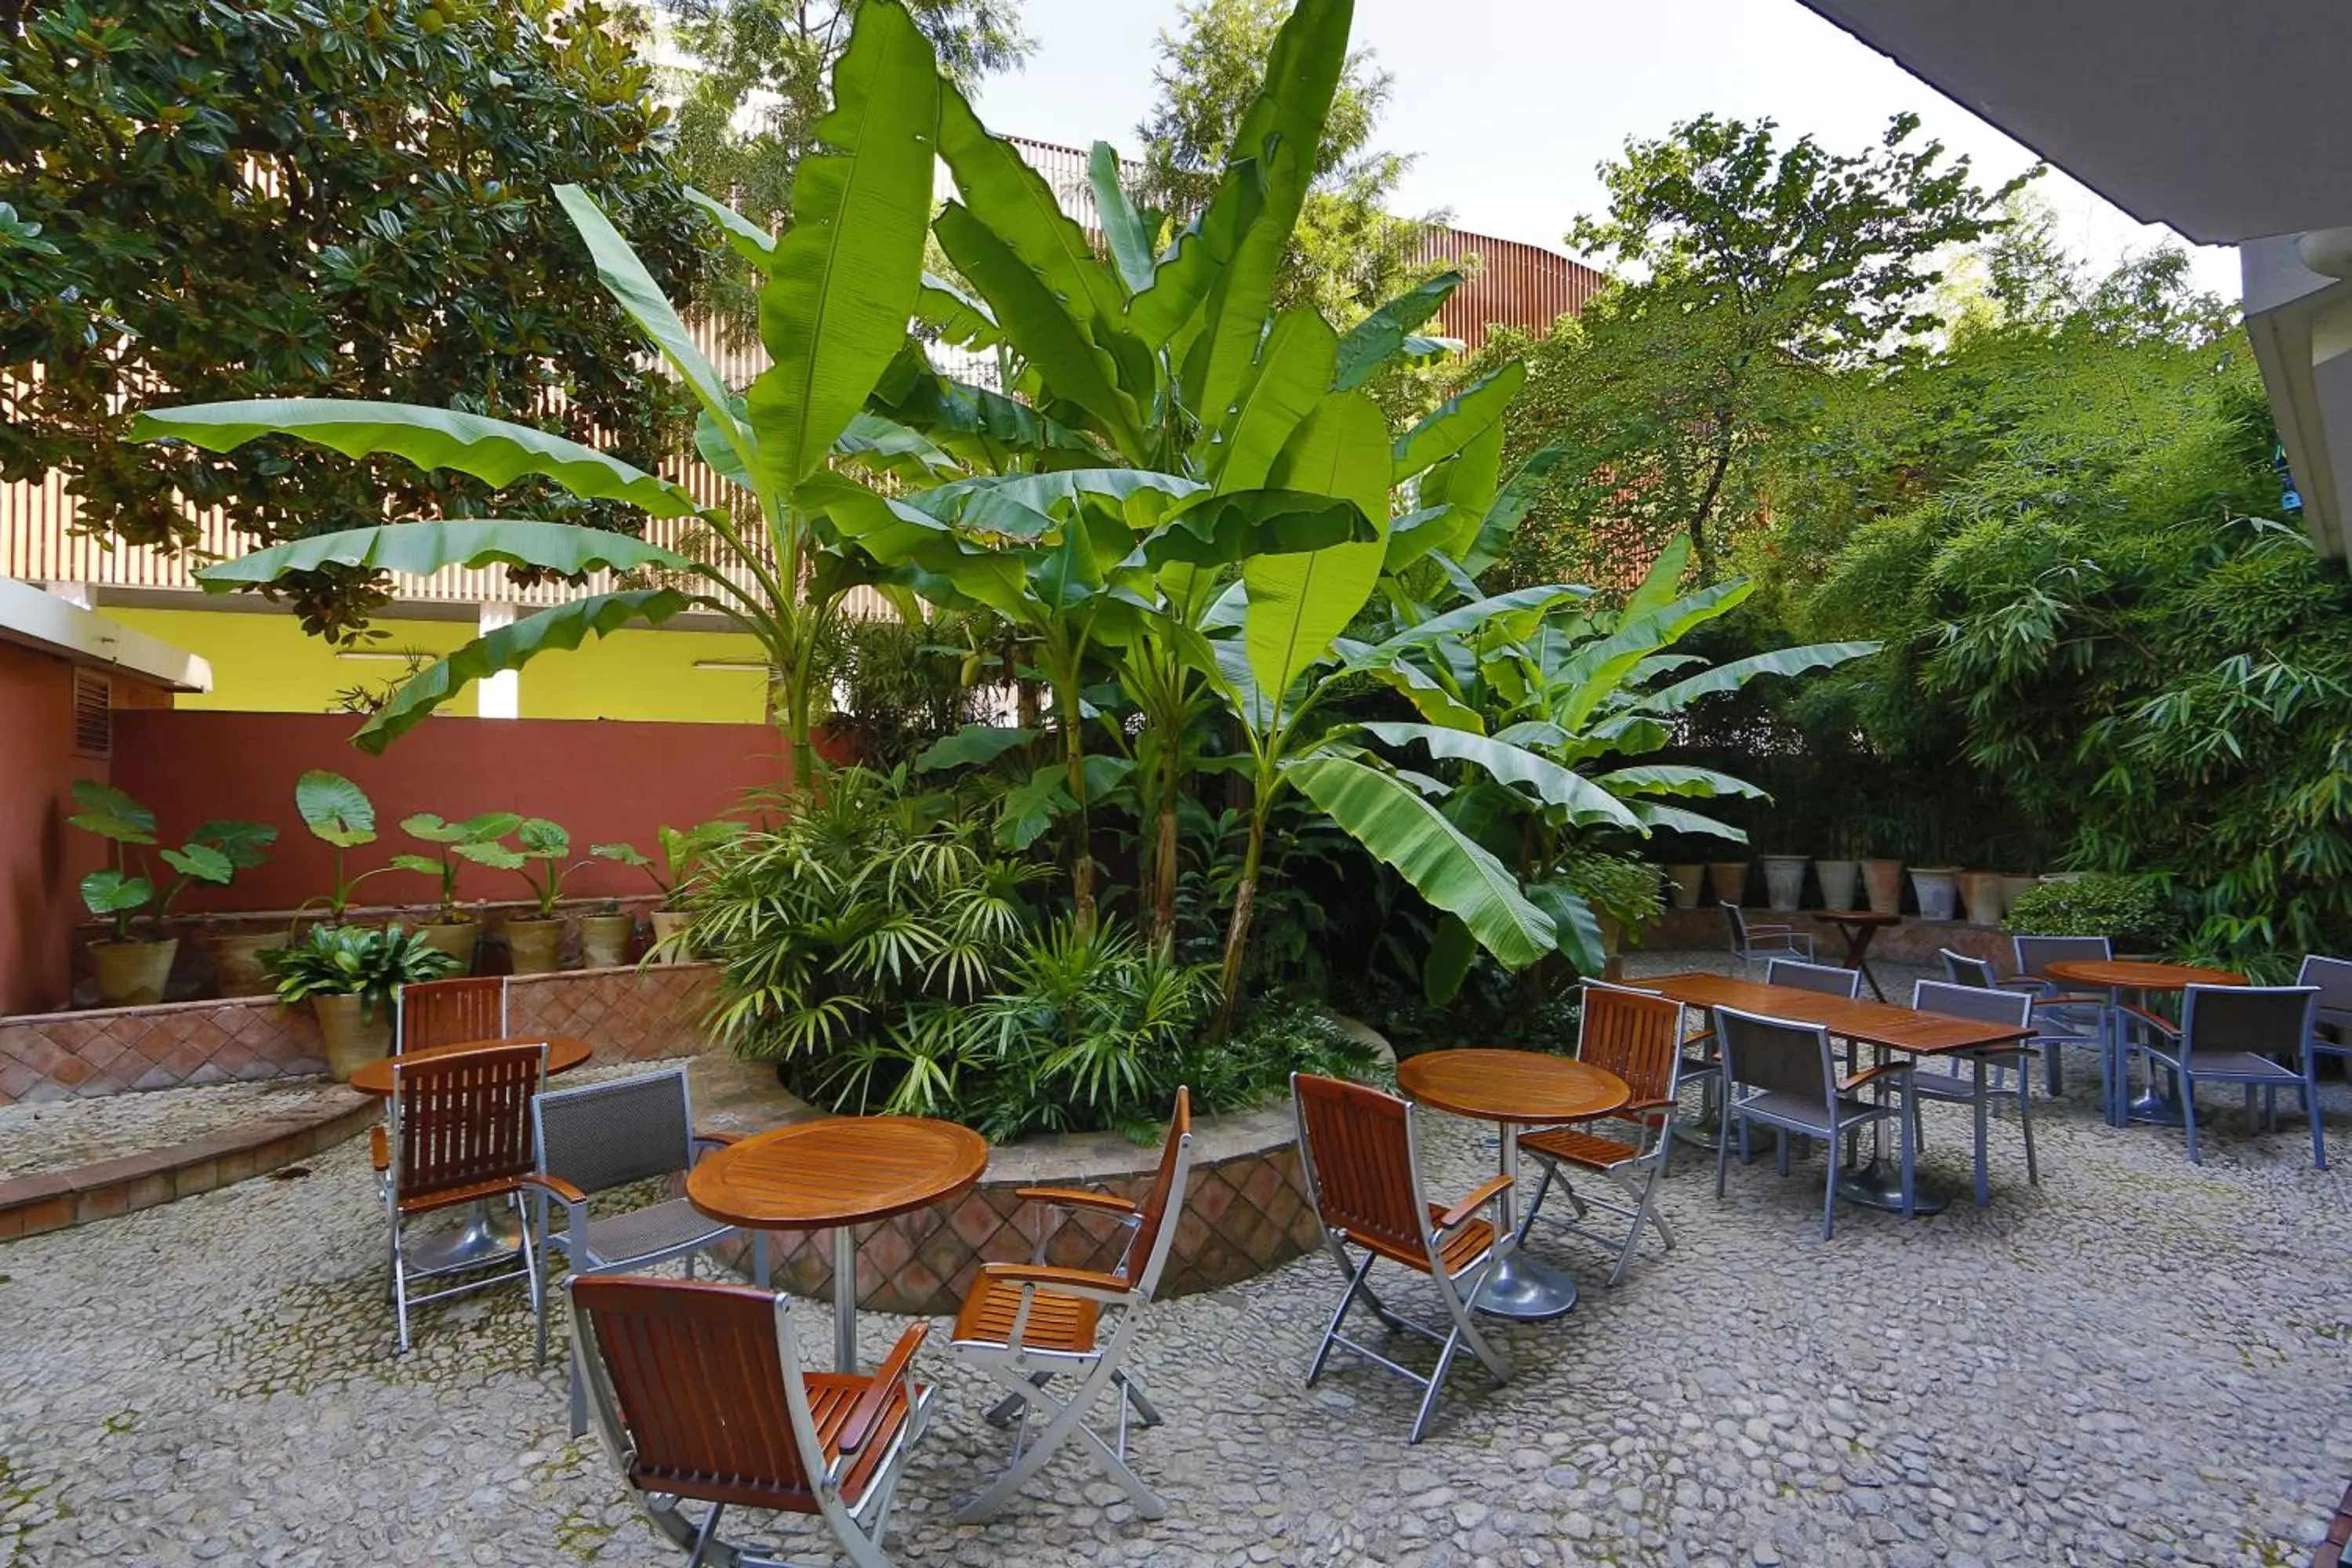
xmin=572 ymin=1275 xmax=932 ymax=1568
xmin=1290 ymin=1073 xmax=1512 ymax=1444
xmin=395 ymin=975 xmax=508 ymax=1052
xmin=948 ymin=1087 xmax=1195 ymax=1523
xmin=1516 ymin=980 xmax=1686 ymax=1284
xmin=382 ymin=1040 xmax=545 ymax=1352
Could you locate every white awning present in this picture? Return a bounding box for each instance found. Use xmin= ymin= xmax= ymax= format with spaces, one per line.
xmin=0 ymin=575 xmax=211 ymax=691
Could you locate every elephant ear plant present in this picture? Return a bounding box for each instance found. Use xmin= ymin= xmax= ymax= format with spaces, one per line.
xmin=593 ymin=822 xmax=742 ymax=961
xmin=498 ymin=818 xmax=593 ymax=975
xmin=69 ymin=780 xmax=276 ymax=1005
xmin=292 ymin=769 xmax=397 ymax=928
xmin=390 ymin=811 xmax=522 ymax=970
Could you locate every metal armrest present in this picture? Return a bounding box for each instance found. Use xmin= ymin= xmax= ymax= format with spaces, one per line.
xmin=2118 ymin=1004 xmax=2180 ymax=1040
xmin=1018 ymin=1185 xmax=1140 ymax=1218
xmin=1438 ymin=1173 xmax=1513 ymax=1232
xmin=518 ymin=1173 xmax=590 ymax=1256
xmin=1839 ymin=1061 xmax=1912 ymax=1095
xmin=839 ymin=1322 xmax=928 ymax=1455
xmin=369 ymin=1124 xmax=390 ymax=1174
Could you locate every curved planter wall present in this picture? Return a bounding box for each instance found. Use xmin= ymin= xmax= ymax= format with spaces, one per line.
xmin=717 ymin=1105 xmax=1321 ymax=1316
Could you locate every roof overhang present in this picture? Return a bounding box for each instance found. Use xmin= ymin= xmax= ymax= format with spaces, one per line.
xmin=1792 ymin=0 xmax=2352 ymax=245
xmin=0 ymin=575 xmax=212 ymax=692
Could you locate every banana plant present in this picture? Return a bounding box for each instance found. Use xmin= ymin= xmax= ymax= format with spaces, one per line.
xmin=129 ymin=1 xmax=948 ymax=785
xmin=390 ymin=812 xmax=524 ymax=924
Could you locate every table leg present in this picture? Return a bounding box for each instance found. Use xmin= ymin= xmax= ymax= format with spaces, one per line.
xmin=1971 ymin=1058 xmax=1991 ymax=1208
xmin=1472 ymin=1125 xmax=1581 ymax=1320
xmin=1843 ymin=925 xmax=1888 ymax=1003
xmin=1836 ymin=1041 xmax=1949 ymax=1215
xmin=832 ymin=1225 xmax=858 ymax=1374
xmin=2119 ymin=987 xmax=2187 ymax=1126
xmin=405 ymin=1198 xmax=523 ymax=1272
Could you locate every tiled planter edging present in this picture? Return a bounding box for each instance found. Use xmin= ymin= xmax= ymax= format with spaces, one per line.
xmin=714 ymin=1104 xmax=1322 ymax=1316
xmin=0 ymin=1089 xmax=376 ymax=1240
xmin=0 ymin=964 xmax=720 ymax=1106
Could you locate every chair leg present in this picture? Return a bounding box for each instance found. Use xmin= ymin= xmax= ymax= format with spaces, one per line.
xmin=1407 ymin=1330 xmax=1462 ymax=1446
xmin=1113 ymin=1368 xmax=1163 ymax=1428
xmin=1775 ymin=1128 xmax=1790 ymax=1178
xmin=1898 ymin=1099 xmax=1917 ymax=1220
xmin=2310 ymin=1072 xmax=2328 ymax=1171
xmin=391 ymin=1213 xmax=412 ymax=1356
xmin=2182 ymin=1076 xmax=2202 ymax=1165
xmin=2017 ymin=1076 xmax=2040 ymax=1186
xmin=1308 ymin=1250 xmax=1377 ymax=1388
xmin=960 ymin=1352 xmax=1167 ymax=1523
xmin=684 ymin=1501 xmax=724 ymax=1568
xmin=1820 ymin=1143 xmax=1838 ymax=1242
xmin=1715 ymin=1111 xmax=1733 ymax=1199
xmin=1972 ymin=1064 xmax=1991 ymax=1209
xmin=1513 ymin=1158 xmax=1559 ymax=1248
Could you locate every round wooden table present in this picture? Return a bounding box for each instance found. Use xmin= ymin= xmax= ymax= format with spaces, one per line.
xmin=1395 ymin=1050 xmax=1630 ymax=1320
xmin=350 ymin=1035 xmax=596 ymax=1269
xmin=2042 ymin=959 xmax=2244 ymax=1127
xmin=688 ymin=1115 xmax=989 ymax=1371
xmin=1813 ymin=910 xmax=1902 ymax=1001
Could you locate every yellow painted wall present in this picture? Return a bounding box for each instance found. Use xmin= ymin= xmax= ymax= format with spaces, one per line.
xmin=106 ymin=607 xmax=775 ymax=724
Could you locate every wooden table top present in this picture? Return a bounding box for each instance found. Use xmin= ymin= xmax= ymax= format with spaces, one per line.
xmin=2042 ymin=959 xmax=2245 ymax=991
xmin=1396 ymin=1049 xmax=1630 ymax=1125
xmin=1815 ymin=909 xmax=1901 ymax=927
xmin=1643 ymin=973 xmax=2032 ymax=1057
xmin=687 ymin=1115 xmax=990 ymax=1231
xmin=348 ymin=1034 xmax=593 ymax=1096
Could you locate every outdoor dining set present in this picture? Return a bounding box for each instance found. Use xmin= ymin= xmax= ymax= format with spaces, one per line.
xmin=354 ymin=937 xmax=2352 ymax=1566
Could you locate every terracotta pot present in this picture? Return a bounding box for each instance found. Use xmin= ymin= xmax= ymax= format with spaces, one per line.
xmin=650 ymin=909 xmax=695 ymax=962
xmin=1816 ymin=858 xmax=1861 ymax=912
xmin=1706 ymin=861 xmax=1750 ymax=907
xmin=208 ymin=931 xmax=280 ymax=997
xmin=415 ymin=920 xmax=479 ymax=973
xmin=1958 ymin=871 xmax=2006 ymax=927
xmin=579 ymin=913 xmax=636 ymax=969
xmin=1860 ymin=858 xmax=1904 ymax=916
xmin=314 ymin=993 xmax=394 ymax=1081
xmin=505 ymin=917 xmax=566 ymax=975
xmin=91 ymin=937 xmax=179 ymax=1007
xmin=1759 ymin=855 xmax=1809 ymax=913
xmin=1910 ymin=866 xmax=1962 ymax=922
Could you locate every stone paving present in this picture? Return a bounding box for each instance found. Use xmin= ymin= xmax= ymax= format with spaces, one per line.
xmin=3 ymin=960 xmax=2350 ymax=1566
xmin=0 ymin=1078 xmax=362 ymax=1183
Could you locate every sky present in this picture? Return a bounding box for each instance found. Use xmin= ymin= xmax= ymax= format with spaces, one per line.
xmin=970 ymin=0 xmax=2242 ymax=299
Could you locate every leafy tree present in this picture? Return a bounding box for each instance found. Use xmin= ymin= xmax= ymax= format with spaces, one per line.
xmin=666 ymin=0 xmax=1031 ymax=332
xmin=0 ymin=0 xmax=706 ymax=641
xmin=1488 ymin=113 xmax=2016 ymax=583
xmin=1135 ymin=0 xmax=1440 ymax=328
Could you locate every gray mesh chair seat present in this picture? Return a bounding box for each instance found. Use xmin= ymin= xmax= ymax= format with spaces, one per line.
xmin=1907 ymin=980 xmax=2039 ymax=1205
xmin=2139 ymin=985 xmax=2324 ymax=1166
xmin=522 ymin=1065 xmax=746 ymax=1434
xmin=1712 ymin=1004 xmax=1916 ymax=1239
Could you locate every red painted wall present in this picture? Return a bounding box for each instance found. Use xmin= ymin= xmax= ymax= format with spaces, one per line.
xmin=0 ymin=641 xmax=108 ymax=1014
xmin=108 ymin=711 xmax=803 ymax=916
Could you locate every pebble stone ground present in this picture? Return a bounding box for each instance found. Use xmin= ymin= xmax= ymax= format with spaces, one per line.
xmin=0 ymin=1079 xmax=361 ymax=1183
xmin=3 ymin=955 xmax=2349 ymax=1566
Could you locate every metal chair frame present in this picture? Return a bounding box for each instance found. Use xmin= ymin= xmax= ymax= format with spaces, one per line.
xmin=948 ymin=1089 xmax=1196 ymax=1523
xmin=394 ymin=974 xmax=508 ymax=1054
xmin=521 ymin=1065 xmax=746 ymax=1436
xmin=2298 ymin=954 xmax=2352 ymax=1168
xmin=1291 ymin=1073 xmax=1513 ymax=1444
xmin=572 ymin=1275 xmax=932 ymax=1568
xmin=2009 ymin=935 xmax=2119 ymax=1098
xmin=1712 ymin=1005 xmax=1915 ymax=1240
xmin=1725 ymin=904 xmax=1815 ymax=973
xmin=1763 ymin=957 xmax=1863 ymax=999
xmin=2139 ymin=985 xmax=2323 ymax=1166
xmin=383 ymin=1040 xmax=546 ymax=1353
xmin=1907 ymin=980 xmax=2038 ymax=1206
xmin=1516 ymin=980 xmax=1686 ymax=1284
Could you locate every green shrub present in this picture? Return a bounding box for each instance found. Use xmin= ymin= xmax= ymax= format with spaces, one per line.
xmin=2002 ymin=874 xmax=2183 ymax=950
xmin=262 ymin=924 xmax=459 ymax=1022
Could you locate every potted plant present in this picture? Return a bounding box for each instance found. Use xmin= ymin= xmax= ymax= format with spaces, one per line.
xmin=577 ymin=900 xmax=636 ymax=968
xmin=503 ymin=818 xmax=592 ymax=975
xmin=1958 ymin=869 xmax=2006 ymax=926
xmin=1758 ymin=851 xmax=1810 ymax=913
xmin=1662 ymin=861 xmax=1704 ymax=911
xmin=68 ymin=781 xmax=275 ymax=1005
xmin=1815 ymin=826 xmax=1861 ymax=912
xmin=388 ymin=811 xmax=524 ymax=971
xmin=292 ymin=770 xmax=398 ymax=930
xmin=1705 ymin=858 xmax=1750 ymax=907
xmin=263 ymin=924 xmax=459 ymax=1080
xmin=593 ymin=822 xmax=742 ymax=962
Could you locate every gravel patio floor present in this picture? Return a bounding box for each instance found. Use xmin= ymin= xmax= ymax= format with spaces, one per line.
xmin=2 ymin=959 xmax=2347 ymax=1566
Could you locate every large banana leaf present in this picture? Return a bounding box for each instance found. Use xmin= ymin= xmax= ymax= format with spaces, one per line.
xmin=1548 ymin=579 xmax=1755 ymax=731
xmin=1189 ymin=0 xmax=1355 ymax=431
xmin=1334 ymin=270 xmax=1462 ymax=391
xmin=1089 ymin=143 xmax=1157 ymax=294
xmin=746 ymin=2 xmax=940 ymax=494
xmin=866 ymin=344 xmax=1105 ymax=469
xmin=1127 ymin=158 xmax=1265 ymax=348
xmin=354 ymin=589 xmax=696 ymax=752
xmin=131 ymin=401 xmax=702 ymax=517
xmin=1595 ymin=763 xmax=1768 ymax=800
xmin=832 ymin=411 xmax=956 ymax=480
xmin=1628 ymin=799 xmax=1748 ymax=843
xmin=684 ymin=187 xmax=776 ymax=265
xmin=935 ymin=201 xmax=1148 ymax=456
xmin=1459 ymin=446 xmax=1567 ymax=575
xmin=1526 ymin=882 xmax=1607 ymax=975
xmin=1418 ymin=420 xmax=1501 ymax=545
xmin=1243 ymin=390 xmax=1389 ymax=703
xmin=1359 ymin=721 xmax=1642 ymax=827
xmin=1141 ymin=488 xmax=1371 ymax=568
xmin=554 ymin=183 xmax=746 ymax=470
xmin=198 ymin=520 xmax=689 ymax=592
xmin=1352 ymin=585 xmax=1591 ymax=664
xmin=938 ymin=85 xmax=1130 ymax=336
xmin=908 ymin=468 xmax=1203 ymax=537
xmin=1392 ymin=360 xmax=1526 ymax=482
xmin=912 ymin=723 xmax=1040 ymax=772
xmin=1363 ymin=659 xmax=1484 ymax=732
xmin=1286 ymin=753 xmax=1555 ymax=968
xmin=1621 ymin=534 xmax=1693 ymax=620
xmin=915 ymin=271 xmax=1001 ymax=349
xmin=1637 ymin=641 xmax=1882 ymax=713
xmin=1378 ymin=506 xmax=1457 ymax=572
xmin=1213 ymin=308 xmax=1337 ymax=492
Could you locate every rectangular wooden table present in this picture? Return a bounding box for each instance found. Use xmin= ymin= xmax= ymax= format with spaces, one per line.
xmin=1642 ymin=972 xmax=2036 ymax=1210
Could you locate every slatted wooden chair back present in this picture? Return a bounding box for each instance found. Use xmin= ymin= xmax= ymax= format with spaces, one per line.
xmin=390 ymin=1041 xmax=544 ymax=1210
xmin=1120 ymin=1087 xmax=1194 ymax=1295
xmin=1292 ymin=1073 xmax=1425 ymax=1261
xmin=398 ymin=975 xmax=508 ymax=1053
xmin=1713 ymin=1007 xmax=1834 ymax=1104
xmin=2180 ymin=985 xmax=2319 ymax=1063
xmin=572 ymin=1275 xmax=819 ymax=1511
xmin=1577 ymin=982 xmax=1683 ymax=1105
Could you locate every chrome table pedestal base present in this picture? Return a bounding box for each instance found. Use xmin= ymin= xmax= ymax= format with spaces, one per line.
xmin=406 ymin=1200 xmax=524 ymax=1272
xmin=1472 ymin=1253 xmax=1580 ymax=1319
